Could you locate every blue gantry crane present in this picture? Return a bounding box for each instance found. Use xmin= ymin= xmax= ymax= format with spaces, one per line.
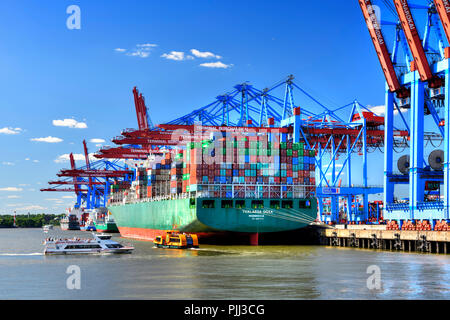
xmin=41 ymin=141 xmax=133 ymax=209
xmin=103 ymin=75 xmax=404 ymax=224
xmin=359 ymin=0 xmax=450 ymax=228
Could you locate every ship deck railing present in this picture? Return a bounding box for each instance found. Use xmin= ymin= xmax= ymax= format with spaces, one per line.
xmin=108 ymin=183 xmax=316 ymax=206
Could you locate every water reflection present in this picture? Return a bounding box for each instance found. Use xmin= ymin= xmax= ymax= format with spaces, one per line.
xmin=0 ymin=229 xmax=449 ymax=299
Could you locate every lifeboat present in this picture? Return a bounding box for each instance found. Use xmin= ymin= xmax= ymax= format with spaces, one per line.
xmin=153 ymin=230 xmax=199 ymax=249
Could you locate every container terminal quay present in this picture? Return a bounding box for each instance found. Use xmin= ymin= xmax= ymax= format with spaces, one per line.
xmin=41 ymin=1 xmax=450 ymax=254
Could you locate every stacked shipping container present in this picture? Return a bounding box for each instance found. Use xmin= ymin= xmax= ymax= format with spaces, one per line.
xmin=112 ymin=134 xmax=317 ymax=199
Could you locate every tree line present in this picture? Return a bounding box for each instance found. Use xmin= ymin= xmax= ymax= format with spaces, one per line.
xmin=0 ymin=214 xmax=65 ymax=228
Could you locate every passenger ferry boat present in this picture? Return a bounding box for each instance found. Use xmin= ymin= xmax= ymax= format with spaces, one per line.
xmin=43 ymin=233 xmax=134 ymax=255
xmin=43 ymin=225 xmax=53 ymax=232
xmin=153 ymin=231 xmax=199 ymax=249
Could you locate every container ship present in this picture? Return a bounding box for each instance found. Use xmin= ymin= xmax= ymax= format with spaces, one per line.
xmin=108 ymin=135 xmax=318 ymax=245
xmin=60 ymin=207 xmax=82 ymax=231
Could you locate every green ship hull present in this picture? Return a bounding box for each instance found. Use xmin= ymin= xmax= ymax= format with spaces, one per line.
xmin=93 ymin=221 xmax=119 ymax=233
xmin=108 ymin=197 xmax=317 ymax=242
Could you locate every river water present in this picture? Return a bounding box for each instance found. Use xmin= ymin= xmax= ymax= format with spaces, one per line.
xmin=0 ymin=228 xmax=448 ymax=299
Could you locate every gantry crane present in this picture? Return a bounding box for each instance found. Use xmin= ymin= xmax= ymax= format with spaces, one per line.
xmin=359 ymin=0 xmax=450 ymax=227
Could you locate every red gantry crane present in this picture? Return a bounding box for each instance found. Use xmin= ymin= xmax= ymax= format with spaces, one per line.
xmin=433 ymin=0 xmax=450 ymax=52
xmin=358 ymin=0 xmax=410 ymax=97
xmin=393 ymin=0 xmax=443 ymax=87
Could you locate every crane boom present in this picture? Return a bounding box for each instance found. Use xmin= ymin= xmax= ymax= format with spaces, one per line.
xmin=433 ymin=0 xmax=450 ymax=49
xmin=393 ymin=0 xmax=441 ymax=87
xmin=132 ymin=87 xmax=150 ymax=131
xmin=83 ymin=140 xmax=93 ymax=190
xmin=69 ymin=153 xmax=80 ymax=195
xmin=358 ymin=0 xmax=408 ymax=97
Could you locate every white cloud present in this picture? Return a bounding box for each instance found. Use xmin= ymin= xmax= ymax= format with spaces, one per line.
xmin=199 ymin=61 xmax=233 ymax=69
xmin=0 ymin=187 xmax=23 ymax=192
xmin=62 ymin=195 xmax=75 ymax=199
xmin=2 ymin=162 xmax=14 ymax=166
xmin=7 ymin=195 xmax=21 ymax=199
xmin=0 ymin=127 xmax=22 ymax=135
xmin=32 ymin=160 xmax=39 ymax=163
xmin=114 ymin=48 xmax=126 ymax=52
xmin=53 ymin=119 xmax=87 ymax=129
xmin=127 ymin=50 xmax=150 ymax=58
xmin=190 ymin=49 xmax=222 ymax=59
xmin=161 ymin=51 xmax=187 ymax=61
xmin=54 ymin=153 xmax=96 ymax=163
xmin=25 ymin=158 xmax=30 ymax=161
xmin=18 ymin=184 xmax=30 ymax=186
xmin=90 ymin=138 xmax=105 ymax=143
xmin=30 ymin=136 xmax=63 ymax=143
xmin=12 ymin=205 xmax=46 ymax=212
xmin=124 ymin=43 xmax=158 ymax=58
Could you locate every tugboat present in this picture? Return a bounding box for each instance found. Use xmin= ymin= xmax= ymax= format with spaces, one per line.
xmin=153 ymin=231 xmax=199 ymax=249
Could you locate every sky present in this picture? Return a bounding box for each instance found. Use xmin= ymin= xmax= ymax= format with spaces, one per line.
xmin=0 ymin=0 xmax=423 ymax=214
